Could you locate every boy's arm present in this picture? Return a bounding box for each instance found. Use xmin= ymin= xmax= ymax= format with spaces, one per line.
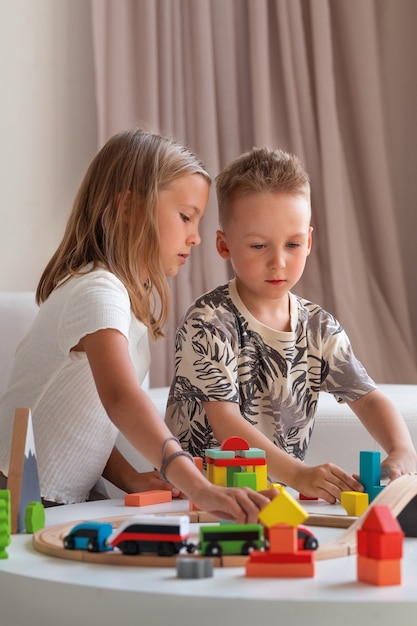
xmin=203 ymin=400 xmax=363 ymax=503
xmin=348 ymin=389 xmax=417 ymax=479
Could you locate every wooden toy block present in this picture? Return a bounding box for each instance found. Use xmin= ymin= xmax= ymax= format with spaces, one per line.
xmin=246 ymin=549 xmax=315 ymax=578
xmin=124 ymin=490 xmax=172 ymax=507
xmin=238 ymin=448 xmax=266 ymax=459
xmin=367 ymin=531 xmax=403 ymax=559
xmin=357 ymin=554 xmax=401 ymax=586
xmin=247 ymin=549 xmax=314 ymax=564
xmin=341 ymin=491 xmax=369 ymax=516
xmin=210 ymin=464 xmax=227 ymax=487
xmin=360 ymin=450 xmax=383 ymax=502
xmin=206 ymin=456 xmax=266 ymax=467
xmin=205 ymin=449 xmax=235 ymax=459
xmin=266 ymin=523 xmax=297 ymax=554
xmin=233 ymin=471 xmax=257 ymax=490
xmin=25 ymin=501 xmax=45 ymax=533
xmin=221 ymin=436 xmax=249 ymax=451
xmin=299 ymin=493 xmax=319 ymax=501
xmin=357 ymin=505 xmax=404 ymax=560
xmin=7 ymin=408 xmax=42 ymax=533
xmin=193 ymin=456 xmax=204 ymax=473
xmin=368 ymin=485 xmax=385 ymax=502
xmin=226 ymin=465 xmax=241 ymax=487
xmin=176 ymin=557 xmax=214 ymax=578
xmin=254 ymin=465 xmax=268 ymax=491
xmin=246 ymin=561 xmax=315 ymax=578
xmin=363 ymin=504 xmax=403 ymax=534
xmin=0 ymin=490 xmax=11 ymax=559
xmin=258 ymin=486 xmax=309 ymax=529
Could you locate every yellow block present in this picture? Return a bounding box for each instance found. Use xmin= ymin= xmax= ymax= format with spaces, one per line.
xmin=258 ymin=486 xmax=308 ymax=528
xmin=254 ymin=464 xmax=268 ymax=491
xmin=340 ymin=491 xmax=369 ymax=516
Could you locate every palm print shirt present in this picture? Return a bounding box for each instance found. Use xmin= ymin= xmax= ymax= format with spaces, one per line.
xmin=165 ymin=278 xmax=377 ymax=461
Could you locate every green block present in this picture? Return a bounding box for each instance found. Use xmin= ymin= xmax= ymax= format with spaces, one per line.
xmin=233 ymin=472 xmax=257 ymax=490
xmin=25 ymin=501 xmax=45 ymax=534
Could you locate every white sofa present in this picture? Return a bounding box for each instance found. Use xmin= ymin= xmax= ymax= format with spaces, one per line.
xmin=1 ymin=292 xmax=417 ymax=489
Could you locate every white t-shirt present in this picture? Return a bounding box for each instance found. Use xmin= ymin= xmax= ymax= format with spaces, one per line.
xmin=0 ymin=269 xmax=150 ymax=503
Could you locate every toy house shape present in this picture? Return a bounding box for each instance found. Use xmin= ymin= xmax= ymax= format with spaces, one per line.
xmin=205 ymin=436 xmax=267 ymax=491
xmin=246 ymin=487 xmax=315 ymax=578
xmin=357 ymin=504 xmax=404 ymax=586
xmin=7 ymin=408 xmax=42 ymax=533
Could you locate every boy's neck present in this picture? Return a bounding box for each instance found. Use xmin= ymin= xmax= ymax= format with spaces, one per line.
xmin=234 ymin=281 xmax=292 ymax=332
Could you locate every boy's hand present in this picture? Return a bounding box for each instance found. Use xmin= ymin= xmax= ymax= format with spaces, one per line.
xmin=381 ymin=448 xmax=417 ymax=481
xmin=295 ymin=463 xmax=364 ymax=504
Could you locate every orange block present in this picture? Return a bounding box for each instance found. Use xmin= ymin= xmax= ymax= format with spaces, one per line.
xmin=124 ymin=490 xmax=172 ymax=506
xmin=266 ymin=524 xmax=297 ymax=554
xmin=357 ymin=555 xmax=401 ymax=586
xmin=193 ymin=456 xmax=204 ymax=473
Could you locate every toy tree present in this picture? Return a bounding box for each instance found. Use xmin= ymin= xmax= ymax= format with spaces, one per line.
xmin=8 ymin=408 xmax=42 ymax=533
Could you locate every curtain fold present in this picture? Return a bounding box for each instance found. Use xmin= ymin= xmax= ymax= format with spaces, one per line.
xmin=91 ymin=0 xmax=417 ymax=384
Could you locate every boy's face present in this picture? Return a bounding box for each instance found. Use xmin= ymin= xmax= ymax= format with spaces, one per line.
xmin=216 ymin=191 xmax=312 ymax=306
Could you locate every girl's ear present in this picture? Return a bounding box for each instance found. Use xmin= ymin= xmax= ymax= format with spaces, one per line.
xmin=116 ymin=190 xmax=132 ymax=224
xmin=216 ymin=230 xmax=231 ymax=260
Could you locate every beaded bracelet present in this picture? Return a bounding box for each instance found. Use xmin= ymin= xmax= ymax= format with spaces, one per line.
xmin=159 ymin=436 xmax=195 ymax=483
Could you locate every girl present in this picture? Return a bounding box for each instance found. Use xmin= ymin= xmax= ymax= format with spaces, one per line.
xmin=0 ymin=129 xmax=274 ymax=521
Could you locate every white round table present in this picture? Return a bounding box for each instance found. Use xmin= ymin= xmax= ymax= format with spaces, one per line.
xmin=0 ymin=497 xmax=416 ymax=626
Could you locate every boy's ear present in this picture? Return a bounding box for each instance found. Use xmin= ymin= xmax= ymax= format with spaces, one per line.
xmin=116 ymin=190 xmax=132 ymax=223
xmin=216 ymin=230 xmax=231 ymax=259
xmin=306 ymin=226 xmax=313 ymax=255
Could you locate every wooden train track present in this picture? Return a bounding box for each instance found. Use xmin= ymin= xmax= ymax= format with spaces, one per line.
xmin=315 ymin=473 xmax=417 ymax=560
xmin=32 ymin=474 xmax=417 ymax=566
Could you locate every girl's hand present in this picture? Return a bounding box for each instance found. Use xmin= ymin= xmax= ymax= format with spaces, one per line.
xmin=130 ymin=470 xmax=181 ymax=498
xmin=294 ymin=463 xmax=364 ymax=504
xmin=189 ymin=484 xmax=278 ymax=523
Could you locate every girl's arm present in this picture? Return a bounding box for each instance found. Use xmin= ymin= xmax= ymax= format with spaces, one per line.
xmin=348 ymin=389 xmax=417 ymax=479
xmin=204 ymin=400 xmax=364 ymax=503
xmin=80 ymin=328 xmax=276 ymax=521
xmin=102 ymin=446 xmax=179 ymax=496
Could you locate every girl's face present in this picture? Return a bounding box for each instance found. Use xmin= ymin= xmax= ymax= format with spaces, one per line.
xmin=216 ymin=191 xmax=312 ymax=309
xmin=157 ymin=174 xmax=209 ymax=277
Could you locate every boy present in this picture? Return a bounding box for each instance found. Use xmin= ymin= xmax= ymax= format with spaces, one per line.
xmin=165 ymin=147 xmax=416 ymax=503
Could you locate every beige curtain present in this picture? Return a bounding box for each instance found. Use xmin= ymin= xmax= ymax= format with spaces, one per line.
xmin=91 ymin=0 xmax=417 ymax=385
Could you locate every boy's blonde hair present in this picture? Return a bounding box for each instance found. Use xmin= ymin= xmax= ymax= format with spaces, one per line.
xmin=216 ymin=147 xmax=310 ymax=229
xmin=36 ymin=129 xmax=210 ymax=340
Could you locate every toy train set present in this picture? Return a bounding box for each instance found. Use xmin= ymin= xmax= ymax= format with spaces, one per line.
xmin=62 ymin=513 xmax=319 ymax=557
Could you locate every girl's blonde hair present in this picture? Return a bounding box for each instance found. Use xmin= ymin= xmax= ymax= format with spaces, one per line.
xmin=36 ymin=129 xmax=211 ymax=340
